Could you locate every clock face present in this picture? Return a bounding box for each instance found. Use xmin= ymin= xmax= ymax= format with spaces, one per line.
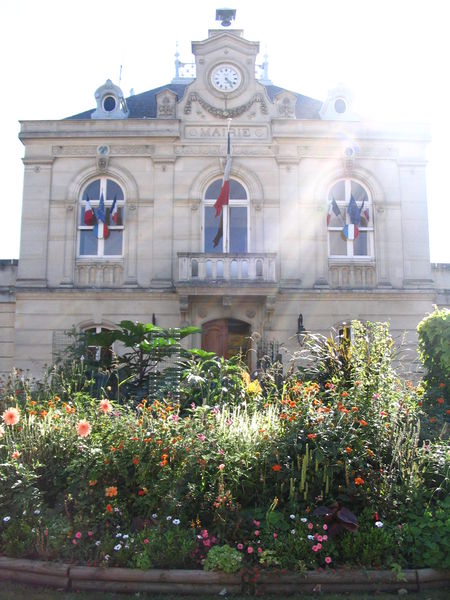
xmin=211 ymin=65 xmax=242 ymax=92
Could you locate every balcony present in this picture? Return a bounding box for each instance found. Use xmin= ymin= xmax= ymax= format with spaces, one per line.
xmin=177 ymin=253 xmax=277 ymax=288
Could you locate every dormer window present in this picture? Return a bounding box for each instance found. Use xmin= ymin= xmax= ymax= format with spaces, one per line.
xmin=91 ymin=79 xmax=129 ymax=120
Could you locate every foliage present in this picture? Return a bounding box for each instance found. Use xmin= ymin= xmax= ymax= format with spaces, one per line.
xmin=203 ymin=544 xmax=242 ymax=573
xmin=86 ymin=321 xmax=200 ymax=401
xmin=0 ymin=319 xmax=448 ymax=572
xmin=417 ymin=307 xmax=449 ymax=437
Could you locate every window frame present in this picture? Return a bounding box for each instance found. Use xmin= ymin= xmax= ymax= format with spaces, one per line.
xmin=78 ymin=176 xmax=125 ymax=259
xmin=327 ymin=178 xmax=374 ymax=260
xmin=202 ymin=178 xmax=250 ymax=253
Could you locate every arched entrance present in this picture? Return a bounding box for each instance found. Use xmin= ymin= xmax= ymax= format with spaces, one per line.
xmin=201 ymin=318 xmax=251 ymax=360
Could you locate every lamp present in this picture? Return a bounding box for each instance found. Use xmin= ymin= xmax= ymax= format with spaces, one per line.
xmin=297 ymin=313 xmax=306 ymax=345
xmin=215 ymin=8 xmax=236 ymax=27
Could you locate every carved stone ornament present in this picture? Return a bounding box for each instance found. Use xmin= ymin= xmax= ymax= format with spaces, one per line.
xmin=184 ymin=92 xmax=268 ymax=118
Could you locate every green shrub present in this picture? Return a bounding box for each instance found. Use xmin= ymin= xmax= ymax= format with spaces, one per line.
xmin=203 ymin=544 xmax=242 ymax=573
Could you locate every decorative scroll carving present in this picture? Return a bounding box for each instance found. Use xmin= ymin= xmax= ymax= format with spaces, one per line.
xmin=184 ymin=92 xmax=268 ymax=118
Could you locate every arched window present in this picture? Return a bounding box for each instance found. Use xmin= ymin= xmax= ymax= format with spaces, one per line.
xmin=203 ymin=179 xmax=248 ymax=253
xmin=327 ymin=179 xmax=373 ymax=258
xmin=78 ymin=177 xmax=125 ymax=257
xmin=84 ymin=325 xmax=113 ymax=363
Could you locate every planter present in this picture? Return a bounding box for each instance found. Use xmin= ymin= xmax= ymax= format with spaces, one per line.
xmin=0 ymin=557 xmax=69 ymax=589
xmin=70 ymin=566 xmax=241 ymax=595
xmin=0 ymin=557 xmax=448 ymax=595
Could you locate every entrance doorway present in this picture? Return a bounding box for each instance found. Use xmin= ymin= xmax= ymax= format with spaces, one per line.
xmin=201 ymin=318 xmax=251 ymax=360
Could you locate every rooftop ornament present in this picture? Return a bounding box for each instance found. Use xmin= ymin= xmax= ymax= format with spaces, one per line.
xmin=216 ymin=8 xmax=236 ymax=27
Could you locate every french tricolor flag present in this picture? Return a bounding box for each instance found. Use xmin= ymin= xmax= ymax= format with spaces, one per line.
xmin=84 ymin=195 xmax=95 ymax=226
xmin=342 ymin=224 xmax=359 ymax=240
xmin=111 ymin=195 xmax=118 ymax=224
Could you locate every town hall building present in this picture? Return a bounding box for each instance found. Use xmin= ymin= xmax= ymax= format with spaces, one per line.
xmin=0 ymin=12 xmax=448 ymax=376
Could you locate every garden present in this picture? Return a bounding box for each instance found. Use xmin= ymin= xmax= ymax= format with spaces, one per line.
xmin=0 ymin=309 xmax=448 ymax=594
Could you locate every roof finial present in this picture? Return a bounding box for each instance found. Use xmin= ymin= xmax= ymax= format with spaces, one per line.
xmin=215 ymin=8 xmax=236 ymax=27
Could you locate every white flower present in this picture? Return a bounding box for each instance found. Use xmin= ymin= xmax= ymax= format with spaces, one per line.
xmin=95 ymin=541 xmax=101 ymax=546
xmin=173 ymin=519 xmax=180 ymax=526
xmin=375 ymin=521 xmax=384 ymax=528
xmin=34 ymin=509 xmax=41 ymax=515
xmin=114 ymin=544 xmax=122 ymax=551
xmin=166 ymin=516 xmax=172 ymax=521
xmin=152 ymin=513 xmax=158 ymax=519
xmin=291 ymin=529 xmax=296 ymax=534
xmin=290 ymin=514 xmax=296 ymax=520
xmin=307 ymin=534 xmax=314 ymax=540
xmin=125 ymin=544 xmax=129 ymax=549
xmin=116 ymin=533 xmax=122 ymax=538
xmin=3 ymin=516 xmax=11 ymax=522
xmin=104 ymin=555 xmax=110 ymax=561
xmin=122 ymin=534 xmax=129 ymax=539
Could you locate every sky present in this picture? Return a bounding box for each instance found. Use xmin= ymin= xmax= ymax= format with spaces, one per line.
xmin=1 ymin=0 xmax=448 ymax=262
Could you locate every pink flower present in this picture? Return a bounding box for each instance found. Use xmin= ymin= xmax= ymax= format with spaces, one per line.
xmin=312 ymin=545 xmax=318 ymax=552
xmin=273 ymin=533 xmax=278 ymax=539
xmin=323 ymin=524 xmax=328 ymax=530
xmin=308 ymin=523 xmax=314 ymax=530
xmin=99 ymin=399 xmax=112 ymax=413
xmin=218 ymin=449 xmax=225 ymax=455
xmin=72 ymin=539 xmax=77 ymax=545
xmin=87 ymin=531 xmax=93 ymax=537
xmin=11 ymin=451 xmax=21 ymax=460
xmin=325 ymin=556 xmax=332 ymax=564
xmin=218 ymin=464 xmax=225 ymax=470
xmin=257 ymin=547 xmax=262 ymax=553
xmin=253 ymin=520 xmax=260 ymax=527
xmin=170 ymin=414 xmax=179 ymax=422
xmin=203 ymin=539 xmax=211 ymax=547
xmin=144 ymin=538 xmax=149 ymax=544
xmin=254 ymin=530 xmax=260 ymax=536
xmin=316 ymin=543 xmax=322 ymax=550
xmin=201 ymin=530 xmax=209 ymax=539
xmin=76 ymin=420 xmax=91 ymax=438
xmin=75 ymin=531 xmax=82 ymax=539
xmin=317 ymin=535 xmax=323 ymax=542
xmin=197 ymin=434 xmax=206 ymax=442
xmin=2 ymin=407 xmax=20 ymax=426
xmin=323 ymin=535 xmax=328 ymax=541
xmin=237 ymin=543 xmax=244 ymax=551
xmin=247 ymin=546 xmax=254 ymax=554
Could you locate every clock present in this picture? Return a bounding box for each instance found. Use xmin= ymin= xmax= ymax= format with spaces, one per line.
xmin=211 ymin=64 xmax=242 ymax=92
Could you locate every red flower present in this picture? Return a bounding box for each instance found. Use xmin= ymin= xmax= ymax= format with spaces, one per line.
xmin=354 ymin=477 xmax=365 ymax=486
xmin=436 ymin=397 xmax=444 ymax=405
xmin=272 ymin=464 xmax=282 ymax=472
xmin=106 ymin=504 xmax=113 ymax=513
xmin=307 ymin=433 xmax=317 ymax=440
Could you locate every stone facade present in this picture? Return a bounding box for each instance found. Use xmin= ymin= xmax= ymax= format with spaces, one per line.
xmin=1 ymin=27 xmax=449 ymax=377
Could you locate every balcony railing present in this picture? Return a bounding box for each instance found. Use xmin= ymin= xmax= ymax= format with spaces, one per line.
xmin=177 ymin=253 xmax=277 ymax=284
xmin=329 ymin=261 xmax=376 ymax=288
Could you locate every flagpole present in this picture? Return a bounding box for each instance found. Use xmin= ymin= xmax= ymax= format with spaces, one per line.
xmin=224 ymin=118 xmax=231 ymax=253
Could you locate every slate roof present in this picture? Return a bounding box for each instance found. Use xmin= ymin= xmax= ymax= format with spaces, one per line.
xmin=67 ymin=83 xmax=322 ymax=120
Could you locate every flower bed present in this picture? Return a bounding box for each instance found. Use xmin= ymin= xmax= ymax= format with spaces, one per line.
xmin=0 ymin=321 xmax=448 ymax=575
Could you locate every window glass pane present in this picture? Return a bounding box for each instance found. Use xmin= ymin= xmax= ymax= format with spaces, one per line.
xmin=351 ymin=181 xmax=367 ymax=205
xmin=83 ymin=180 xmax=100 ymax=200
xmin=229 ymin=180 xmax=246 ymax=199
xmin=106 ymin=179 xmax=124 ymax=200
xmin=79 ymin=230 xmax=98 ymax=255
xmin=229 ymin=207 xmax=247 ymax=253
xmin=329 ymin=180 xmax=345 ymax=204
xmin=329 ymin=231 xmax=347 ymax=256
xmin=105 ymin=206 xmax=124 ymax=226
xmin=353 ymin=231 xmax=368 ymax=256
xmin=104 ymin=231 xmax=123 ymax=256
xmin=205 ymin=179 xmax=246 ymax=200
xmin=204 ymin=206 xmax=222 ymax=253
xmin=205 ymin=180 xmax=223 ymax=200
